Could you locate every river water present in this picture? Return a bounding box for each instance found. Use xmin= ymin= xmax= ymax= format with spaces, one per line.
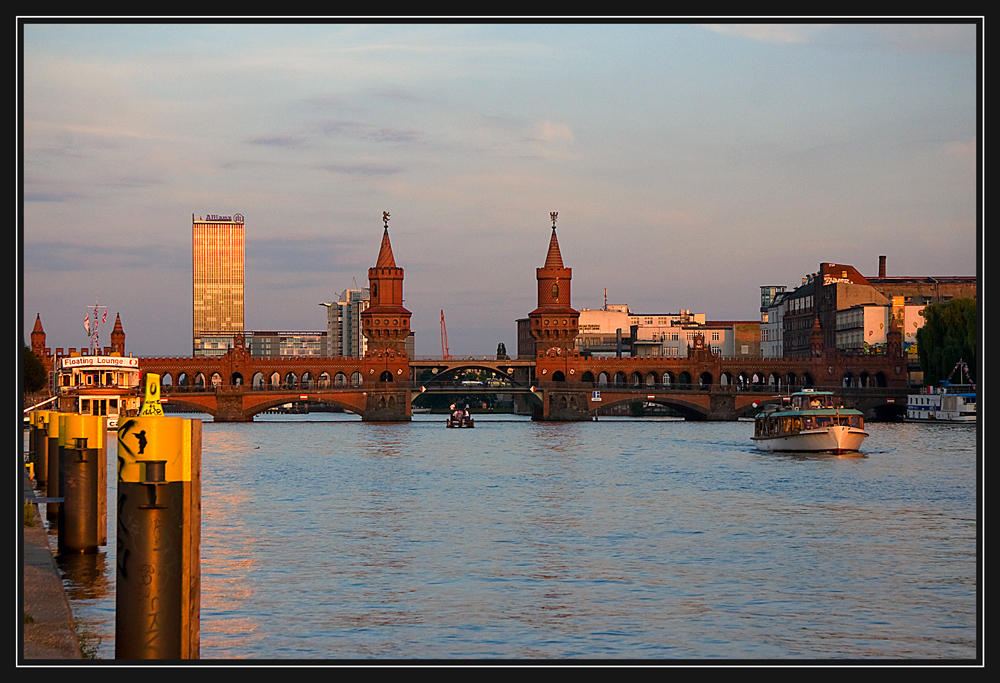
xmin=36 ymin=414 xmax=979 ymax=662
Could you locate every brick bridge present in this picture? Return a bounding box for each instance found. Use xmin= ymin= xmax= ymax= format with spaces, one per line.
xmin=136 ymin=214 xmax=910 ymax=422
xmin=138 ymin=341 xmax=908 ymax=422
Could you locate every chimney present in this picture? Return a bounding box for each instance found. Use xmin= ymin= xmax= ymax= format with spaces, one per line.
xmin=879 ymin=255 xmax=886 ymax=278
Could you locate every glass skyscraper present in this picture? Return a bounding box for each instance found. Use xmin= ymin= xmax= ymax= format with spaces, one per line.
xmin=192 ymin=213 xmax=245 ymax=356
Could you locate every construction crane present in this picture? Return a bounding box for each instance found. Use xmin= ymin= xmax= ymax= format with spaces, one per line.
xmin=440 ymin=310 xmax=452 ymax=360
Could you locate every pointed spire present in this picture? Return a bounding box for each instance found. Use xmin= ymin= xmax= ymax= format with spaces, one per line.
xmin=32 ymin=313 xmax=44 ymax=334
xmin=544 ymin=228 xmax=564 ymax=269
xmin=376 ymin=228 xmax=397 ymax=268
xmin=543 ymin=212 xmax=564 ymax=269
xmin=112 ymin=312 xmax=125 ymax=335
xmin=376 ymin=211 xmax=397 ymax=268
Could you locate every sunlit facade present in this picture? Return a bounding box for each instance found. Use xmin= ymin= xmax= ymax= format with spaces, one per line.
xmin=193 ymin=213 xmax=245 ymax=356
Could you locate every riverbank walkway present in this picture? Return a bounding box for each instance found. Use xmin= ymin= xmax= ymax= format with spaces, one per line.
xmin=21 ymin=469 xmax=82 ymax=661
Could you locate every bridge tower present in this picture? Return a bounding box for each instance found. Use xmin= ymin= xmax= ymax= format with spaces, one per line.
xmin=526 ymin=213 xmax=591 ymax=421
xmin=360 ymin=212 xmax=412 ymax=420
xmin=110 ymin=313 xmax=126 ymax=356
xmin=528 ymin=212 xmax=580 ymax=354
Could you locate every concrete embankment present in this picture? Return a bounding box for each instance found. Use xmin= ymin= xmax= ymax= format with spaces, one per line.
xmin=22 ymin=470 xmax=82 ymax=661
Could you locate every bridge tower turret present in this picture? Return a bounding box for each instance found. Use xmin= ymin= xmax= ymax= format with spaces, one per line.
xmin=361 ymin=211 xmax=412 ymax=357
xmin=110 ymin=313 xmax=126 ymax=355
xmin=528 ymin=212 xmax=579 ymax=354
xmin=360 ymin=212 xmax=412 ymax=420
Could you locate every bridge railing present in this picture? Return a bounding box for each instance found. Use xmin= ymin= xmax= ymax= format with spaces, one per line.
xmin=534 ymin=382 xmax=904 ymax=395
xmin=159 ymin=381 xmax=907 ymax=396
xmin=160 ymin=380 xmax=530 ymax=393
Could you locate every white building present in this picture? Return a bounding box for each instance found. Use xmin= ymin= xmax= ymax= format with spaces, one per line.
xmin=835 ymin=299 xmax=926 ymax=355
xmin=760 ymin=285 xmax=787 ymax=358
xmin=575 ymin=307 xmax=632 ymax=356
xmin=836 ymin=303 xmax=889 ymax=351
xmin=321 ymin=288 xmax=370 ymax=357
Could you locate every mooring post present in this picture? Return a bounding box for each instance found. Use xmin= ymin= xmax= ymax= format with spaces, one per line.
xmin=115 ymin=373 xmax=201 ymax=660
xmin=56 ymin=414 xmax=106 ymax=553
xmin=45 ymin=413 xmax=62 ymax=524
xmin=28 ymin=410 xmax=53 ymax=486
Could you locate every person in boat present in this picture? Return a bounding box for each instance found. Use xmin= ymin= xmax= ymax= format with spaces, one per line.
xmin=462 ymin=405 xmax=471 ymax=427
xmin=810 ymin=397 xmax=821 ymax=408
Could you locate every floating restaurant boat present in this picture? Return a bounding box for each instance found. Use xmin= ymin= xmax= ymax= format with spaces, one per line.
xmin=54 ymin=354 xmax=142 ymax=429
xmin=905 ymin=360 xmax=976 ymax=424
xmin=752 ymin=389 xmax=868 ymax=454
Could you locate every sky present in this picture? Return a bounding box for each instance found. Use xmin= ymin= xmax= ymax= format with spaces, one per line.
xmin=19 ymin=20 xmax=981 ymax=358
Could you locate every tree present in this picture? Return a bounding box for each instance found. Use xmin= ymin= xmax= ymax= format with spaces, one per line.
xmin=916 ymin=298 xmax=977 ymax=385
xmin=23 ymin=345 xmax=48 ymax=393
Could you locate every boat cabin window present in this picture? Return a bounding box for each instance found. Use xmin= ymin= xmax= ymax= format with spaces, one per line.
xmin=797 ymin=394 xmax=833 ymax=410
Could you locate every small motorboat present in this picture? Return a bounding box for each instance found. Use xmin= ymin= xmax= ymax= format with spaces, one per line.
xmin=446 ymin=405 xmax=474 ymax=428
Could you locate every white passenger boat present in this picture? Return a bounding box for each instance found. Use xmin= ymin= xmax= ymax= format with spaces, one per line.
xmin=752 ymin=389 xmax=868 ymax=454
xmin=905 ymin=360 xmax=976 ymax=424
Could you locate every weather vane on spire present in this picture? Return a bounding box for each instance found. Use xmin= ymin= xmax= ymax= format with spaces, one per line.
xmin=383 ymin=211 xmax=390 ymax=230
xmin=550 ymin=211 xmax=558 ymax=229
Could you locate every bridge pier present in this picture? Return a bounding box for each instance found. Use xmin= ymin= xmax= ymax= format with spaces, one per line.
xmin=534 ymin=389 xmax=594 ymax=421
xmin=213 ymin=392 xmax=254 ymax=423
xmin=361 ymin=388 xmax=411 ymax=422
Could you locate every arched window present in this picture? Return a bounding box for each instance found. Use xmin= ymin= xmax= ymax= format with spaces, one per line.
xmin=551 ymin=283 xmax=559 ymax=300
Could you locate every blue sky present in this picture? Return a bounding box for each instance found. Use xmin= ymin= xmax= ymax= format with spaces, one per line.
xmin=19 ymin=20 xmax=980 ymax=357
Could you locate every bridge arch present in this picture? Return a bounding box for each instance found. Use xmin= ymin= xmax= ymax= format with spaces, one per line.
xmin=595 ymin=395 xmax=711 ymax=421
xmin=699 ymin=371 xmax=713 ymax=387
xmin=581 ymin=370 xmax=595 ymax=383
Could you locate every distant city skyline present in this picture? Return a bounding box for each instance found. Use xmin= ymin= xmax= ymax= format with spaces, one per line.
xmin=19 ymin=21 xmax=980 ymax=357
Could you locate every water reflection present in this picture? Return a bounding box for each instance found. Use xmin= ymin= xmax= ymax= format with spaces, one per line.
xmin=43 ymin=416 xmax=977 ymax=660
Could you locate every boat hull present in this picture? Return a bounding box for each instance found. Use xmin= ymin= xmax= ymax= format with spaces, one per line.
xmin=752 ymin=425 xmax=868 ymax=454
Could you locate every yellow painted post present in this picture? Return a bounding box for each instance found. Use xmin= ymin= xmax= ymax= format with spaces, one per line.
xmin=115 ymin=373 xmax=201 ymax=660
xmin=44 ymin=413 xmax=61 ymax=524
xmin=56 ymin=414 xmax=106 ymax=553
xmin=29 ymin=411 xmax=53 ymax=485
